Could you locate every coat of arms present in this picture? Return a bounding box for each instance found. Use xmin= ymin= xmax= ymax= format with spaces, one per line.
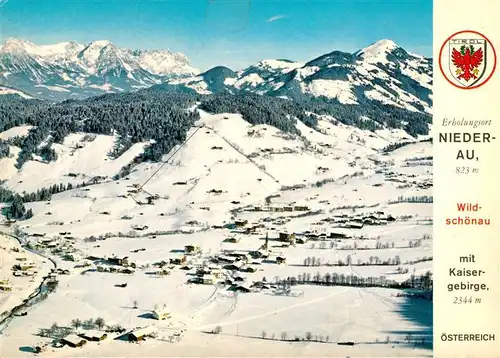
xmin=449 ymin=39 xmax=487 ymax=87
xmin=439 ymin=31 xmax=496 ymax=89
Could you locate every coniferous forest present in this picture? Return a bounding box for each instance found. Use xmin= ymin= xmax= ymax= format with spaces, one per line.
xmin=0 ymin=89 xmax=431 ymax=218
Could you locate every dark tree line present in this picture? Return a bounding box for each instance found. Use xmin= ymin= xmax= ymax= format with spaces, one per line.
xmin=0 ymin=139 xmax=10 ymax=158
xmin=199 ymin=93 xmax=318 ymax=133
xmin=1 ymin=89 xmax=431 ymax=172
xmin=0 ymin=92 xmax=201 ymax=168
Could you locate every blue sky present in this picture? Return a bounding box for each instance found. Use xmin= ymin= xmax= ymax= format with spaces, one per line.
xmin=0 ymin=0 xmax=432 ymax=71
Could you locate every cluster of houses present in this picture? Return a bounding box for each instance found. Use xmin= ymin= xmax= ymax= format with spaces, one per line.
xmin=96 ymin=265 xmax=135 ymax=275
xmin=245 ymin=205 xmax=310 ymax=213
xmin=385 ymin=172 xmax=432 ymax=189
xmin=321 ymin=211 xmax=396 ymax=229
xmin=0 ymin=278 xmax=12 ymax=292
xmin=58 ymin=325 xmax=160 ymax=350
xmin=12 ymin=257 xmax=37 ymax=277
xmin=60 ymin=330 xmax=108 ymax=349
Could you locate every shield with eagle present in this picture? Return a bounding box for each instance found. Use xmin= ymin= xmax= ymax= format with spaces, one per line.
xmin=448 ymin=38 xmax=487 ymax=87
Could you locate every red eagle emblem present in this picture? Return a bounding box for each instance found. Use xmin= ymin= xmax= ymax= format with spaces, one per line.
xmin=451 ymin=45 xmax=484 ymax=82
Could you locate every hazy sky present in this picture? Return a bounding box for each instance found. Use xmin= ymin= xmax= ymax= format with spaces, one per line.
xmin=0 ymin=0 xmax=432 ymax=71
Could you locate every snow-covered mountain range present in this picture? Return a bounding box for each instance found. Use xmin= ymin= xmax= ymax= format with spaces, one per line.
xmin=0 ymin=38 xmax=198 ymax=101
xmin=166 ymin=40 xmax=432 ymax=114
xmin=0 ymin=38 xmax=432 ymax=115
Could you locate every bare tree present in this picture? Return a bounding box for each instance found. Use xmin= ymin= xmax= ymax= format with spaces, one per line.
xmin=70 ymin=318 xmax=82 ymax=330
xmin=405 ymin=333 xmax=413 ymax=344
xmin=281 ymin=332 xmax=287 ymax=341
xmin=133 ymin=300 xmax=138 ymax=309
xmin=213 ymin=326 xmax=222 ymax=334
xmin=95 ymin=317 xmax=105 ymax=330
xmin=81 ymin=318 xmax=92 ymax=329
xmin=49 ymin=322 xmax=58 ymax=336
xmin=305 ymin=332 xmax=312 ymax=341
xmin=261 ymin=330 xmax=267 ymax=339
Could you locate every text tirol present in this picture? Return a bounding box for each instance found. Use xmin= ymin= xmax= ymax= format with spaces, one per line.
xmin=438 ymin=132 xmax=494 ymax=161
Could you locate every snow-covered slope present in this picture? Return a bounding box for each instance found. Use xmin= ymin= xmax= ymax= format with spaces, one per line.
xmin=0 ymin=38 xmax=198 ymax=101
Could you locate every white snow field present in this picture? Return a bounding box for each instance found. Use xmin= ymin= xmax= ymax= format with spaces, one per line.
xmin=0 ymin=110 xmax=432 ymax=357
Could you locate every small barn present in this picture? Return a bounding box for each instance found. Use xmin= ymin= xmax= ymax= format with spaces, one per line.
xmin=152 ymin=307 xmax=171 ymax=320
xmin=80 ymin=330 xmax=108 ymax=341
xmin=346 ymin=222 xmax=364 ymax=229
xmin=184 ymin=245 xmax=200 ymax=254
xmin=295 ymin=236 xmax=308 ymax=244
xmin=224 ymin=262 xmax=244 ymax=271
xmin=170 ymin=255 xmax=187 ymax=265
xmin=124 ymin=326 xmax=157 ymax=341
xmin=108 ymin=256 xmax=129 ymax=266
xmin=276 ymin=256 xmax=287 ymax=265
xmin=202 ymin=274 xmax=215 ymax=284
xmin=234 ymin=219 xmax=248 ymax=227
xmin=241 ymin=265 xmax=258 ymax=273
xmin=225 ymin=237 xmax=240 ymax=243
xmin=233 ymin=284 xmax=251 ymax=293
xmin=61 ymin=334 xmax=87 ymax=348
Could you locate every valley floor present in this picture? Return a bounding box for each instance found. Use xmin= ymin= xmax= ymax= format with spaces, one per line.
xmin=0 ymin=111 xmax=433 ymax=357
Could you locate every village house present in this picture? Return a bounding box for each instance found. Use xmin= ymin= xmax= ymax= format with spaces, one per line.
xmin=276 ymin=256 xmax=287 ymax=265
xmin=224 ymin=261 xmax=245 ymax=271
xmin=227 ymin=251 xmax=249 ymax=260
xmin=329 ymin=231 xmax=349 ymax=239
xmin=132 ymin=225 xmax=149 ymax=231
xmin=119 ymin=268 xmax=135 ymax=274
xmin=64 ymin=253 xmax=81 ymax=262
xmin=233 ymin=283 xmax=251 ymax=293
xmin=293 ymin=205 xmax=310 ymax=211
xmin=345 ymin=221 xmax=364 ymax=229
xmin=241 ymin=265 xmax=258 ymax=273
xmin=0 ymin=282 xmax=12 ymax=291
xmin=152 ymin=307 xmax=171 ymax=320
xmin=278 ymin=232 xmax=292 ymax=242
xmin=123 ymin=326 xmax=157 ymax=341
xmin=234 ymin=219 xmax=248 ymax=227
xmin=108 ymin=256 xmax=129 ymax=266
xmin=61 ymin=334 xmax=87 ymax=348
xmin=225 ymin=236 xmax=240 ymax=243
xmin=155 ymin=268 xmax=171 ymax=276
xmin=169 ymin=255 xmax=187 ymax=265
xmin=196 ymin=266 xmax=211 ymax=276
xmin=217 ymin=255 xmax=237 ymax=264
xmin=295 ymin=235 xmax=308 ymax=244
xmin=251 ymin=247 xmax=269 ymax=259
xmin=79 ymin=330 xmax=108 ymax=342
xmin=210 ymin=267 xmax=224 ymax=279
xmin=202 ymin=274 xmax=215 ymax=284
xmin=13 ymin=261 xmax=36 ymax=271
xmin=184 ymin=245 xmax=201 ymax=254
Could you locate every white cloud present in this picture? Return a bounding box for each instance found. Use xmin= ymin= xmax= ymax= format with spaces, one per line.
xmin=266 ymin=14 xmax=288 ymax=23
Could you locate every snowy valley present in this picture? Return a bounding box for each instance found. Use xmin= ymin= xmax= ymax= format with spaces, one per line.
xmin=0 ymin=38 xmax=432 ymax=358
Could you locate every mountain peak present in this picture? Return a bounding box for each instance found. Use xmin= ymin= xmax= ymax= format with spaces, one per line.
xmin=356 ymin=39 xmax=399 ymax=57
xmin=86 ymin=40 xmax=113 ymax=48
xmin=353 ymin=39 xmax=402 ymax=65
xmin=1 ymin=38 xmax=36 ymax=53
